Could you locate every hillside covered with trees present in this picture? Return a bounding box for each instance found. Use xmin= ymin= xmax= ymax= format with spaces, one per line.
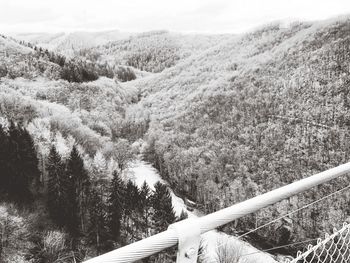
xmin=2 ymin=15 xmax=350 ymax=262
xmin=80 ymin=31 xmax=231 ymax=73
xmin=0 ymin=35 xmax=179 ymax=262
xmin=128 ymin=16 xmax=350 ymax=254
xmin=11 ymin=30 xmax=132 ymax=57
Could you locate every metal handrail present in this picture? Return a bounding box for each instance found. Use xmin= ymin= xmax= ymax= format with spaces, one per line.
xmin=84 ymin=162 xmax=350 ymax=263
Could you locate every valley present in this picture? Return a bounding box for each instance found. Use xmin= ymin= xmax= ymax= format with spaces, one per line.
xmin=1 ymin=14 xmax=350 ymax=262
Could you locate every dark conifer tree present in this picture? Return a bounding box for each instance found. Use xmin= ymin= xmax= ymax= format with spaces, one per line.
xmin=150 ymin=182 xmax=176 ymax=232
xmin=139 ymin=181 xmax=150 ymax=211
xmin=139 ymin=181 xmax=151 ymax=236
xmin=20 ymin=128 xmax=40 ymax=190
xmin=124 ymin=180 xmax=141 ymax=240
xmin=66 ymin=146 xmax=90 ymax=236
xmin=124 ymin=181 xmax=138 ymax=220
xmin=88 ymin=189 xmax=109 ymax=254
xmin=0 ymin=124 xmax=10 ymax=196
xmin=7 ymin=121 xmax=23 ymax=199
xmin=7 ymin=121 xmax=39 ymax=202
xmin=107 ymin=171 xmax=125 ymax=243
xmin=124 ymin=180 xmax=140 ymax=214
xmin=47 ymin=145 xmax=67 ymax=227
xmin=148 ymin=182 xmax=176 ymax=262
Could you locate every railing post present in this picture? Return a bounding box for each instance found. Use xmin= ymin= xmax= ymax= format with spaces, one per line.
xmin=168 ymin=218 xmax=201 ymax=263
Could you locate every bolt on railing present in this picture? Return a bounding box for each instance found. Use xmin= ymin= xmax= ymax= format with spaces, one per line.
xmin=84 ymin=162 xmax=350 ymax=263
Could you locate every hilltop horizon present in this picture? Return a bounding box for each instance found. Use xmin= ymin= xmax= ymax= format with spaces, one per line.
xmin=4 ymin=14 xmax=349 ymax=36
xmin=2 ymin=0 xmax=350 ymax=34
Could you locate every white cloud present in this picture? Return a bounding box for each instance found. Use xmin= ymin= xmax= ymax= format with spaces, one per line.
xmin=0 ymin=0 xmax=349 ymax=33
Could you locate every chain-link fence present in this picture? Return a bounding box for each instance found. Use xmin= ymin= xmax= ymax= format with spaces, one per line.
xmin=287 ymin=222 xmax=350 ymax=263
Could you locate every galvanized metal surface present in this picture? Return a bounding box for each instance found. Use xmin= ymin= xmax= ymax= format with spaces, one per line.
xmin=169 ymin=218 xmax=201 ymax=263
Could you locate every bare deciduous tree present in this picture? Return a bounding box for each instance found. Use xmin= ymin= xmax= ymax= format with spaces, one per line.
xmin=215 ymin=236 xmax=246 ymax=263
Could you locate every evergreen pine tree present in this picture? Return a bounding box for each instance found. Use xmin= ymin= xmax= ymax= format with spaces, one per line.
xmin=124 ymin=180 xmax=141 ymax=240
xmin=7 ymin=121 xmax=39 ymax=202
xmin=124 ymin=180 xmax=140 ymax=215
xmin=88 ymin=189 xmax=109 ymax=254
xmin=0 ymin=124 xmax=10 ymax=196
xmin=107 ymin=170 xmax=125 ymax=243
xmin=148 ymin=182 xmax=176 ymax=262
xmin=47 ymin=145 xmax=67 ymax=227
xmin=150 ymin=182 xmax=176 ymax=232
xmin=20 ymin=128 xmax=40 ymax=191
xmin=7 ymin=121 xmax=24 ymax=200
xmin=139 ymin=181 xmax=151 ymax=236
xmin=66 ymin=146 xmax=90 ymax=237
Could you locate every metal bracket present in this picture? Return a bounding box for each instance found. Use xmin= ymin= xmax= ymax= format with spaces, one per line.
xmin=168 ymin=218 xmax=201 ymax=263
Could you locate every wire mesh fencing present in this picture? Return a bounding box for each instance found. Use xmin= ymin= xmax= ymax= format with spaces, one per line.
xmin=287 ymin=222 xmax=350 ymax=263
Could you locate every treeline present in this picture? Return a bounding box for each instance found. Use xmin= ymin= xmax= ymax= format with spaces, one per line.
xmin=30 ymin=42 xmax=139 ymax=83
xmin=0 ymin=35 xmax=115 ymax=83
xmin=46 ymin=144 xmax=177 ymax=255
xmin=78 ymin=49 xmax=137 ymax=82
xmin=25 ymin=41 xmax=114 ymax=83
xmin=115 ymin=66 xmax=136 ymax=82
xmin=87 ymin=31 xmax=181 ymax=73
xmin=125 ymin=47 xmax=179 ymax=73
xmin=0 ymin=120 xmax=180 ymax=262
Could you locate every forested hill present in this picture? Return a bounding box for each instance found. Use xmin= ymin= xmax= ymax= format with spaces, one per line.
xmin=1 ymin=15 xmax=350 ymax=262
xmin=0 ymin=35 xmax=33 ymax=55
xmin=11 ymin=30 xmax=132 ymax=57
xmin=0 ymin=34 xmax=122 ymax=83
xmin=127 ymin=16 xmax=350 ymax=252
xmin=81 ymin=31 xmax=232 ymax=73
xmin=0 ymin=31 xmax=175 ymax=261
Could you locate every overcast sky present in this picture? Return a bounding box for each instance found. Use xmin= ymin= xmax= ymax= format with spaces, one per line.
xmin=1 ymin=0 xmax=350 ymax=34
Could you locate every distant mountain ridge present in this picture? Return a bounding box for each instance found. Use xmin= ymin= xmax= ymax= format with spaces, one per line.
xmin=10 ymin=30 xmax=232 ymax=75
xmin=11 ymin=30 xmax=133 ymax=56
xmin=87 ymin=30 xmax=232 ymax=73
